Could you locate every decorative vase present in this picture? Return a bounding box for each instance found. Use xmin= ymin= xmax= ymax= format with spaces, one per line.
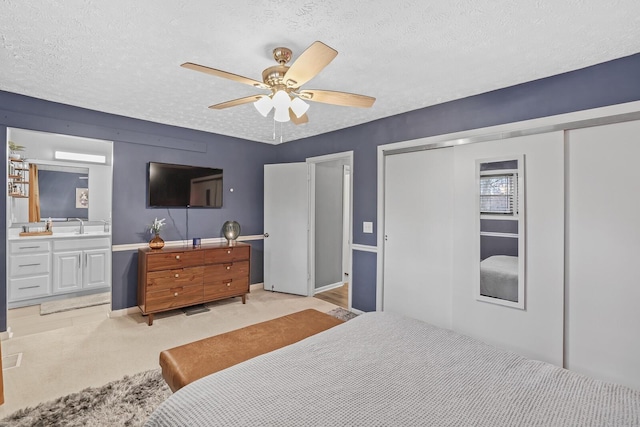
xmin=222 ymin=221 xmax=241 ymax=246
xmin=149 ymin=233 xmax=165 ymax=250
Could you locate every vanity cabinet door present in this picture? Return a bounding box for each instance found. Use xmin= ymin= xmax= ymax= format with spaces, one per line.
xmin=83 ymin=248 xmax=110 ymax=289
xmin=53 ymin=251 xmax=83 ymax=294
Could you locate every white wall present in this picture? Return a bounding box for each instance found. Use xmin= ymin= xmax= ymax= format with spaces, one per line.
xmin=566 ymin=121 xmax=640 ymax=390
xmin=452 ymin=132 xmax=565 ymax=366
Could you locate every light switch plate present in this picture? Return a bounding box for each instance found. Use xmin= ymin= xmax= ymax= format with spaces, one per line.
xmin=363 ymin=221 xmax=373 ymax=233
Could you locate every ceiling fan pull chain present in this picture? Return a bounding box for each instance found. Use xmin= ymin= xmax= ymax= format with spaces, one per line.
xmin=273 ymin=118 xmax=276 ymax=140
xmin=280 ymin=121 xmax=284 ymax=143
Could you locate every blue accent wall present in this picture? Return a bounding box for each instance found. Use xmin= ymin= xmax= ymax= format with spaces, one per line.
xmin=2 ymin=53 xmax=640 ymax=329
xmin=352 ymin=250 xmax=377 ymax=312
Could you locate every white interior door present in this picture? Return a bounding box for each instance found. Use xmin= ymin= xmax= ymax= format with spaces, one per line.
xmin=264 ymin=163 xmax=309 ymax=296
xmin=566 ymin=120 xmax=640 ymax=390
xmin=383 ymin=147 xmax=454 ymax=329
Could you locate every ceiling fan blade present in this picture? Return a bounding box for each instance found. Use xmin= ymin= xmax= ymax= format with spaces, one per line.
xmin=209 ymin=95 xmax=263 ymax=110
xmin=182 ymin=62 xmax=269 ymax=89
xmin=289 ymin=109 xmax=309 ymax=125
xmin=283 ymin=41 xmax=338 ymax=88
xmin=298 ymin=89 xmax=376 ymax=108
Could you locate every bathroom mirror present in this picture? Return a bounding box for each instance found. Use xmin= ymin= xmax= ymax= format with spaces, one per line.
xmin=7 ymin=127 xmax=112 ymax=225
xmin=37 ymin=164 xmax=90 ymax=221
xmin=476 ymin=155 xmax=525 ymax=309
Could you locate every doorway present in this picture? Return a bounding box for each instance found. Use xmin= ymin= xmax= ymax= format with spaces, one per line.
xmin=263 ymin=152 xmax=352 ymax=309
xmin=5 ymin=128 xmax=113 ymax=319
xmin=308 ymin=153 xmax=352 ymax=309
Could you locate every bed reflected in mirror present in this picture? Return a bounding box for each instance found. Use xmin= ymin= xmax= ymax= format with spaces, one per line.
xmin=476 ymin=156 xmax=525 ymax=309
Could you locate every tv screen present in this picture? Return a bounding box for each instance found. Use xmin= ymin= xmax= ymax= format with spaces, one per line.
xmin=148 ymin=162 xmax=223 ymax=208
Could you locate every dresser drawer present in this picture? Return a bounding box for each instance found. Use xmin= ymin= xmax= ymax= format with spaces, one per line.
xmin=146 ymin=284 xmax=203 ymax=313
xmin=146 ymin=251 xmax=204 ymax=271
xmin=9 ymin=275 xmax=51 ymax=301
xmin=10 ymin=253 xmax=50 ymax=276
xmin=204 ymin=277 xmax=249 ymax=300
xmin=204 ymin=245 xmax=250 ymax=264
xmin=147 ymin=266 xmax=204 ymax=292
xmin=10 ymin=240 xmax=50 ymax=254
xmin=204 ymin=261 xmax=249 ymax=284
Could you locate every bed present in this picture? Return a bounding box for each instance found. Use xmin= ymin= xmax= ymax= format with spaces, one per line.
xmin=146 ymin=312 xmax=640 ymax=426
xmin=480 ymin=255 xmax=519 ymax=302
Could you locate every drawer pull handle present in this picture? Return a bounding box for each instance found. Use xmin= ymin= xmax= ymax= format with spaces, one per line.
xmin=226 ymin=266 xmax=231 ymax=270
xmin=174 ymin=292 xmax=178 ymax=297
xmin=19 ymin=285 xmax=40 ymax=290
xmin=224 ymin=280 xmax=233 ymax=287
xmin=175 ymin=273 xmax=179 ymax=278
xmin=19 ymin=263 xmax=41 ymax=267
xmin=175 ymin=255 xmax=180 ymax=260
xmin=19 ymin=246 xmax=40 ymax=249
xmin=227 ymin=250 xmax=231 ymax=254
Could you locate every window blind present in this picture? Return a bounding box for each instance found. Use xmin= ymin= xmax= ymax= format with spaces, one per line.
xmin=480 ymin=174 xmax=516 ymax=215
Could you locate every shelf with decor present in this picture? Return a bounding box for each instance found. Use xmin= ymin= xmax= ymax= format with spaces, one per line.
xmin=8 ymin=158 xmax=29 ymax=198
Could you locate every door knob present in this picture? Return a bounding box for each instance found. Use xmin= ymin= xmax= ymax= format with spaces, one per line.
xmin=264 ymin=233 xmax=269 ymax=238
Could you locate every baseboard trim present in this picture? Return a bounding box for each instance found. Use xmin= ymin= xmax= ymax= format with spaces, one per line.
xmin=108 ymin=307 xmax=141 ymax=318
xmin=0 ymin=327 xmax=13 ymax=341
xmin=313 ymin=282 xmax=344 ymax=294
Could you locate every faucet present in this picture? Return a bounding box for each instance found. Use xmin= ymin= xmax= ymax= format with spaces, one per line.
xmin=76 ymin=218 xmax=85 ymax=234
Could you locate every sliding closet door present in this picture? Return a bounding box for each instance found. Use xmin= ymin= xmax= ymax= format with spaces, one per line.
xmin=566 ymin=121 xmax=640 ymax=390
xmin=383 ymin=147 xmax=454 ymax=329
xmin=451 ymin=132 xmax=565 ymax=366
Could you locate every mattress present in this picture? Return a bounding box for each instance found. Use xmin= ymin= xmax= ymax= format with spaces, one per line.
xmin=146 ymin=312 xmax=640 ymax=426
xmin=480 ymin=255 xmax=519 ymax=302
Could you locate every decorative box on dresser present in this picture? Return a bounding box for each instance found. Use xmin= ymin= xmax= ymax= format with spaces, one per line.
xmin=137 ymin=242 xmax=251 ymax=325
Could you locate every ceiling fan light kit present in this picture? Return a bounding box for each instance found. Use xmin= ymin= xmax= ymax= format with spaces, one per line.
xmin=290 ymin=97 xmax=310 ymax=118
xmin=254 ymin=95 xmax=273 ymax=117
xmin=181 ymin=41 xmax=376 ymax=130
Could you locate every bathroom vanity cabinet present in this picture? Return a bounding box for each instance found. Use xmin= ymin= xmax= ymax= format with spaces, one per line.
xmin=52 ymin=237 xmax=111 ymax=294
xmin=7 ymin=232 xmax=111 ymax=307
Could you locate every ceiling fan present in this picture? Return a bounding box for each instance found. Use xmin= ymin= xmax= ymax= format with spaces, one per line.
xmin=181 ymin=41 xmax=376 ymax=125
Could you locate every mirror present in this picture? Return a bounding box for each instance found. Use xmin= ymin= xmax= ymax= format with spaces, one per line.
xmin=36 ymin=164 xmax=90 ymax=221
xmin=476 ymin=156 xmax=525 ymax=309
xmin=7 ymin=127 xmax=112 ymax=226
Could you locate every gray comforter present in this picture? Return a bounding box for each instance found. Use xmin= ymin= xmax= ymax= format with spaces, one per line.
xmin=146 ymin=312 xmax=640 ymax=426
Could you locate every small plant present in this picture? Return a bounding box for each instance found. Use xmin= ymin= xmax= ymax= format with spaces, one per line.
xmin=8 ymin=141 xmax=25 ymax=153
xmin=149 ymin=217 xmax=166 ymax=235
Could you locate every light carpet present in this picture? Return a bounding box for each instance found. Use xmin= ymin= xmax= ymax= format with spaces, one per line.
xmin=1 ymin=307 xmax=356 ymax=426
xmin=40 ymin=292 xmax=110 ymax=315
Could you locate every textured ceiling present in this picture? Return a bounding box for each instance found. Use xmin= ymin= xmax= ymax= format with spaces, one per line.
xmin=1 ymin=1 xmax=639 ymax=144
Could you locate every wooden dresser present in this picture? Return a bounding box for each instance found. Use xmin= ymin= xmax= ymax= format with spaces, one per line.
xmin=137 ymin=242 xmax=250 ymax=325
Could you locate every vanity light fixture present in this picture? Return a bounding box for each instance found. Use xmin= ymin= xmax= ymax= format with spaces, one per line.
xmin=54 ymin=151 xmax=106 ymax=164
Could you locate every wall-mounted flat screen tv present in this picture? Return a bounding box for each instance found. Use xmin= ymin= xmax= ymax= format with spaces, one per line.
xmin=148 ymin=162 xmax=223 ymax=208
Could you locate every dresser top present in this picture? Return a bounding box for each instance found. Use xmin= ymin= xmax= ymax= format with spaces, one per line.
xmin=138 ymin=241 xmax=250 ymax=254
